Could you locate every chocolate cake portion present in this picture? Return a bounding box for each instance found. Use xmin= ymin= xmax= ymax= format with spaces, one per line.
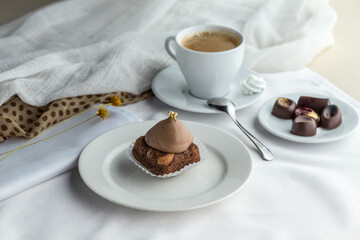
xmin=132 ymin=136 xmax=200 ymax=175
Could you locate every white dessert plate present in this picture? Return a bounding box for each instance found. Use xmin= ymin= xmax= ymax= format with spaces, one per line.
xmin=152 ymin=65 xmax=264 ymax=113
xmin=258 ymin=92 xmax=360 ymax=143
xmin=79 ymin=120 xmax=253 ymax=212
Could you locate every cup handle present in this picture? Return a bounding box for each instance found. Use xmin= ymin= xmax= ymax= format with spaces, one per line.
xmin=165 ymin=36 xmax=176 ymax=60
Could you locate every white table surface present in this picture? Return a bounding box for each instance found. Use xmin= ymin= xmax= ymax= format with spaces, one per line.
xmin=1 ymin=68 xmax=359 ymax=239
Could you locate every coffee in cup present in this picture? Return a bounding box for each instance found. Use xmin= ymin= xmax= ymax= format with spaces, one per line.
xmin=181 ymin=31 xmax=242 ymax=52
xmin=165 ymin=25 xmax=245 ymax=99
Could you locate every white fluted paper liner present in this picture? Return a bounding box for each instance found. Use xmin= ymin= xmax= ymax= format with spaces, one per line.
xmin=127 ymin=136 xmax=208 ymax=178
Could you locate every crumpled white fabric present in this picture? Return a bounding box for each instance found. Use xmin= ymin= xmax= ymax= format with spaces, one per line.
xmin=0 ymin=0 xmax=336 ymax=106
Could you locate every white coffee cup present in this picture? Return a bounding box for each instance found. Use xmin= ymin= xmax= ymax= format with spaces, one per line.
xmin=165 ymin=25 xmax=245 ymax=99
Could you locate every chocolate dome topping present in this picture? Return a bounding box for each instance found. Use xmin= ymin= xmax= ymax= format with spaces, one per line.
xmin=144 ymin=112 xmax=193 ymax=153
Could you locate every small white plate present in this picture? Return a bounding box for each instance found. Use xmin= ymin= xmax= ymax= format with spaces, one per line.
xmin=79 ymin=121 xmax=253 ymax=212
xmin=258 ymin=92 xmax=360 ymax=143
xmin=152 ymin=65 xmax=264 ymax=113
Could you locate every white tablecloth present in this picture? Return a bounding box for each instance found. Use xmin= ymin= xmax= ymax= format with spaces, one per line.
xmin=0 ymin=68 xmax=359 ymax=239
xmin=0 ymin=107 xmax=141 ymax=201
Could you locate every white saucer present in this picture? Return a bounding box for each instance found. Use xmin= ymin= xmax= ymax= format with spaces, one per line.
xmin=79 ymin=120 xmax=252 ymax=212
xmin=258 ymin=92 xmax=360 ymax=143
xmin=152 ymin=65 xmax=264 ymax=113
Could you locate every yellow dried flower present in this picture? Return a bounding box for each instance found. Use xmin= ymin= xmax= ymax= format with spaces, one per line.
xmin=110 ymin=96 xmax=121 ymax=107
xmin=96 ymin=107 xmax=109 ymax=119
xmin=168 ymin=110 xmax=178 ymax=120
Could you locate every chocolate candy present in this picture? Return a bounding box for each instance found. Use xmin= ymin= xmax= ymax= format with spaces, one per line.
xmin=297 ymin=96 xmax=330 ymax=115
xmin=271 ymin=97 xmax=296 ymax=119
xmin=270 ymin=95 xmax=342 ymax=137
xmin=294 ymin=107 xmax=320 ymax=125
xmin=291 ymin=115 xmax=317 ymax=136
xmin=320 ymin=105 xmax=342 ymax=129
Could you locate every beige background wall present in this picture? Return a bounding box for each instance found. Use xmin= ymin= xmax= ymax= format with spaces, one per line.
xmin=308 ymin=0 xmax=360 ymax=101
xmin=0 ymin=0 xmax=359 ymax=101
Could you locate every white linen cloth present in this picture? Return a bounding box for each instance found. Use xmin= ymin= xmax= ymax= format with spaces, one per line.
xmin=0 ymin=68 xmax=359 ymax=239
xmin=0 ymin=107 xmax=140 ymax=201
xmin=0 ymin=0 xmax=336 ymax=106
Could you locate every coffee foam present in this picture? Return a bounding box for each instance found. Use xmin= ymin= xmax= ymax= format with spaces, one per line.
xmin=181 ymin=30 xmax=241 ymax=52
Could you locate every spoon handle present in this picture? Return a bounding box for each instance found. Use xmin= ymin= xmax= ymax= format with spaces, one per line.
xmin=229 ymin=115 xmax=274 ymax=161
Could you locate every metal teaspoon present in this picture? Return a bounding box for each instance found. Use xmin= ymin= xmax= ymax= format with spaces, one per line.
xmin=207 ymin=97 xmax=274 ymax=161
